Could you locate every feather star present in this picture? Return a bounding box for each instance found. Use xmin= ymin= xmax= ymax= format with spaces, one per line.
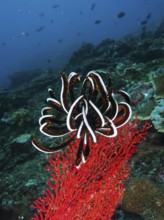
xmin=32 ymin=71 xmax=132 ymax=167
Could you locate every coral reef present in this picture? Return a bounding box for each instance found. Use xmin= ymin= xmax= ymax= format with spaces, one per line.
xmin=151 ymin=71 xmax=164 ymax=98
xmin=1 ymin=108 xmax=32 ymax=129
xmin=0 ymin=25 xmax=163 ymax=219
xmin=151 ymin=99 xmax=164 ymax=133
xmin=122 ymin=178 xmax=164 ymax=220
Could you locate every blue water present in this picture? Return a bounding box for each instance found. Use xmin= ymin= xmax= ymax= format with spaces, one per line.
xmin=0 ymin=0 xmax=163 ymax=88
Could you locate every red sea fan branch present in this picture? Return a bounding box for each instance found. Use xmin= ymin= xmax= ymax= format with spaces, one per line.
xmin=31 ymin=121 xmax=151 ymax=220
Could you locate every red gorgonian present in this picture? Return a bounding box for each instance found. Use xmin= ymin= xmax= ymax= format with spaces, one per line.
xmin=31 ymin=121 xmax=150 ymax=220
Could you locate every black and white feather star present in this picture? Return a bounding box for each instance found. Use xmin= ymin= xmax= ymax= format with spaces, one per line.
xmin=32 ymin=71 xmax=132 ymax=166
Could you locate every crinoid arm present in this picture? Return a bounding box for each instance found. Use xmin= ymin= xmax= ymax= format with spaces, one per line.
xmin=113 ymin=102 xmax=132 ymax=128
xmin=32 ymin=134 xmax=76 ymax=153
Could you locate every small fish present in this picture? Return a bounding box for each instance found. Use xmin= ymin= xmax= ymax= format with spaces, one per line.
xmin=47 ymin=59 xmax=52 ymax=63
xmin=35 ymin=26 xmax=45 ymax=32
xmin=80 ymin=11 xmax=83 ymax=15
xmin=50 ymin=20 xmax=54 ymax=23
xmin=95 ymin=20 xmax=102 ymax=24
xmin=22 ymin=32 xmax=29 ymax=36
xmin=52 ymin=5 xmax=59 ymax=9
xmin=38 ymin=12 xmax=45 ymax=17
xmin=91 ymin=3 xmax=96 ymax=11
xmin=2 ymin=42 xmax=6 ymax=46
xmin=146 ymin=12 xmax=151 ymax=20
xmin=117 ymin=12 xmax=125 ymax=18
xmin=140 ymin=20 xmax=147 ymax=26
xmin=58 ymin=39 xmax=63 ymax=43
xmin=77 ymin=32 xmax=82 ymax=36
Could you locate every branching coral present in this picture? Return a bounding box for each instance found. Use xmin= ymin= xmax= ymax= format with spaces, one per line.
xmin=31 ymin=120 xmax=150 ymax=220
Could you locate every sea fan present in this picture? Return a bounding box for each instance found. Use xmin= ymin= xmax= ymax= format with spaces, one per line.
xmin=31 ymin=120 xmax=150 ymax=220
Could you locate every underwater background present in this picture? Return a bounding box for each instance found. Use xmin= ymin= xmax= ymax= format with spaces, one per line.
xmin=0 ymin=0 xmax=164 ymax=219
xmin=0 ymin=0 xmax=164 ymax=89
